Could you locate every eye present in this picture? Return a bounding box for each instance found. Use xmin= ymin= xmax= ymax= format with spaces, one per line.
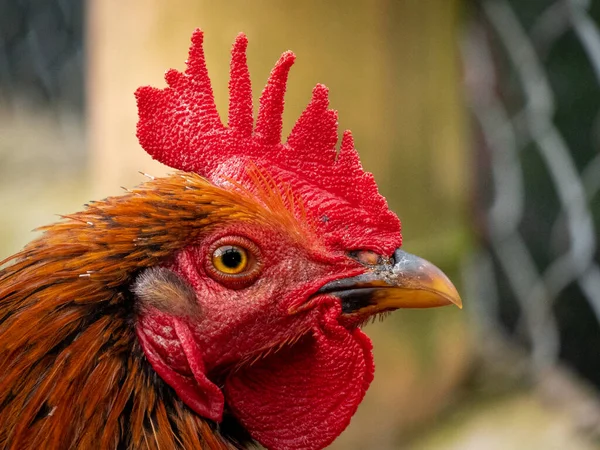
xmin=212 ymin=245 xmax=248 ymax=274
xmin=206 ymin=236 xmax=262 ymax=289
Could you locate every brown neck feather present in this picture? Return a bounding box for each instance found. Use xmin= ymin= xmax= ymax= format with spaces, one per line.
xmin=0 ymin=174 xmax=258 ymax=450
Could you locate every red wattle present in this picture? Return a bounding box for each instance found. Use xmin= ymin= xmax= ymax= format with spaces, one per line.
xmin=136 ymin=316 xmax=224 ymax=422
xmin=224 ymin=306 xmax=374 ymax=450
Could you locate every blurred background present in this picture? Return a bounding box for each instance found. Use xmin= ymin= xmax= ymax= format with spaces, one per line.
xmin=1 ymin=0 xmax=600 ymax=448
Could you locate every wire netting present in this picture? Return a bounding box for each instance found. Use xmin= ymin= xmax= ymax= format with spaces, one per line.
xmin=0 ymin=0 xmax=83 ymax=109
xmin=0 ymin=0 xmax=85 ymax=184
xmin=463 ymin=0 xmax=600 ymax=391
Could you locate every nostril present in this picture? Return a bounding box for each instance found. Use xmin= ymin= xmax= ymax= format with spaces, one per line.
xmin=349 ymin=250 xmax=380 ymax=266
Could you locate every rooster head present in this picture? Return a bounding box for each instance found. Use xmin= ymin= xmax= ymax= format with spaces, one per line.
xmin=134 ymin=29 xmax=461 ymax=450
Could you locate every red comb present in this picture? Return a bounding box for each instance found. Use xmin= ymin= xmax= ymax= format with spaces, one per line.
xmin=135 ymin=29 xmax=401 ymax=254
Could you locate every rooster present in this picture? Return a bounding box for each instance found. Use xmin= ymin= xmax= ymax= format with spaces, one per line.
xmin=0 ymin=30 xmax=461 ymax=450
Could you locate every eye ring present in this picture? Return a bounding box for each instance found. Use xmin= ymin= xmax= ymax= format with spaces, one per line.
xmin=206 ymin=236 xmax=262 ymax=289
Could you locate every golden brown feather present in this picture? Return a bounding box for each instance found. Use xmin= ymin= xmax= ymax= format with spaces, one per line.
xmin=0 ymin=172 xmax=275 ymax=450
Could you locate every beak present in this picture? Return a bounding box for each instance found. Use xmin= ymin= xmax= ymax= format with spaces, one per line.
xmin=318 ymin=249 xmax=462 ymax=315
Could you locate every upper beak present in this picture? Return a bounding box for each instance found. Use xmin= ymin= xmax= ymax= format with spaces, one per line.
xmin=318 ymin=249 xmax=462 ymax=315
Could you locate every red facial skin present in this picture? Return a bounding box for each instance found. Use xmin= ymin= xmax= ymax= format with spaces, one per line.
xmin=136 ymin=218 xmax=382 ymax=450
xmin=172 ymin=223 xmax=363 ymax=372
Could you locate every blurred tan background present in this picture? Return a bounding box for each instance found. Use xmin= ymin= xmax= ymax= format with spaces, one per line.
xmin=2 ymin=0 xmax=600 ymax=448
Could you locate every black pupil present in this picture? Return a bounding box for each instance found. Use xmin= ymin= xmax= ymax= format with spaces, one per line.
xmin=221 ymin=248 xmax=243 ymax=268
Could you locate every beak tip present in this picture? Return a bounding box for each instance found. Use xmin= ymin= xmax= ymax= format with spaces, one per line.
xmin=446 ymin=286 xmax=463 ymax=309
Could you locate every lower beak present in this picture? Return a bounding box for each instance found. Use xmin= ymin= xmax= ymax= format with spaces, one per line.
xmin=318 ymin=249 xmax=462 ymax=315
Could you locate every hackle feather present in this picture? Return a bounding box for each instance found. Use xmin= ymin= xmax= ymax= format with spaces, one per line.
xmin=0 ymin=174 xmax=271 ymax=450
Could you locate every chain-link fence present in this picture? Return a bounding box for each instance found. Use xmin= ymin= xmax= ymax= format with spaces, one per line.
xmin=463 ymin=0 xmax=600 ymax=401
xmin=0 ymin=0 xmax=85 ymax=183
xmin=0 ymin=0 xmax=85 ymax=259
xmin=0 ymin=0 xmax=83 ymax=109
